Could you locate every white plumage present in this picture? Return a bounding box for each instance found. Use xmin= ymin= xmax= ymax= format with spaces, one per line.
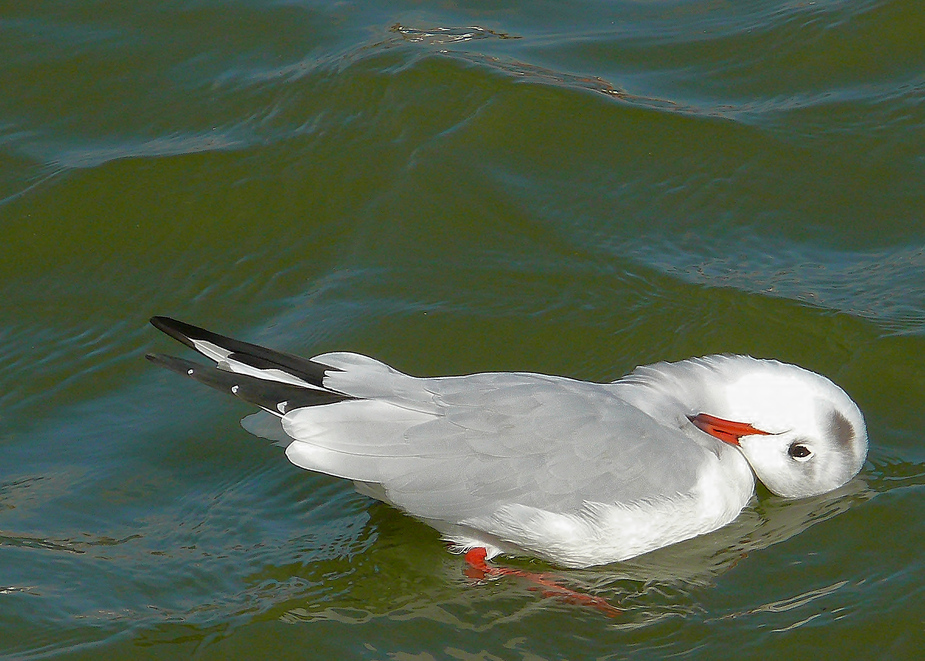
xmin=148 ymin=317 xmax=868 ymax=568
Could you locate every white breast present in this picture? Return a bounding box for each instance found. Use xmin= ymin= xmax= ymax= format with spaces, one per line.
xmin=441 ymin=445 xmax=756 ymax=568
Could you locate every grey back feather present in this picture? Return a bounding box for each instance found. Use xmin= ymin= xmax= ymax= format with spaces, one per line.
xmin=285 ymin=354 xmax=709 ymax=522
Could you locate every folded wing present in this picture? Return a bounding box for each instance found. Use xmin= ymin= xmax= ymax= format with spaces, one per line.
xmin=148 ymin=317 xmax=709 ymax=527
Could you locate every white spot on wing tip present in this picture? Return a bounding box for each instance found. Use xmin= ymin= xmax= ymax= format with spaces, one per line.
xmin=187 ymin=369 xmax=194 ymax=375
xmin=231 ymin=385 xmax=239 ymax=394
xmin=277 ymin=400 xmax=288 ymax=414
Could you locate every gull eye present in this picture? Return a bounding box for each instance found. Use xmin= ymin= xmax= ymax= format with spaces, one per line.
xmin=788 ymin=443 xmax=812 ymax=461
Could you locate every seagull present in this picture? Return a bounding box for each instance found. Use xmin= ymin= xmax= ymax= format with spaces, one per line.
xmin=147 ymin=316 xmax=868 ymax=569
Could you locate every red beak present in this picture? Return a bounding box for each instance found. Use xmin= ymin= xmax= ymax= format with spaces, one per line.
xmin=688 ymin=413 xmax=771 ymax=446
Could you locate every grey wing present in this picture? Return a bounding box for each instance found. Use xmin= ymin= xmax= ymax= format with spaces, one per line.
xmin=145 ymin=315 xmax=707 ymax=524
xmin=284 ymin=356 xmax=708 ymax=523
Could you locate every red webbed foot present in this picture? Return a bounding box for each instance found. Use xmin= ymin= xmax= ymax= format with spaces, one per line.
xmin=463 ymin=547 xmax=621 ymax=617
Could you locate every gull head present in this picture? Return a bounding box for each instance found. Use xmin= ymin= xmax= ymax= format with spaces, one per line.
xmin=690 ymin=358 xmax=868 ymax=499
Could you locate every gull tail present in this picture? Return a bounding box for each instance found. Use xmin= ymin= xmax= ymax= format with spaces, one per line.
xmin=146 ymin=316 xmax=351 ymax=416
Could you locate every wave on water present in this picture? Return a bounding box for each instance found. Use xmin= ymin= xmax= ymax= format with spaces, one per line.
xmin=625 ymin=237 xmax=925 ymax=336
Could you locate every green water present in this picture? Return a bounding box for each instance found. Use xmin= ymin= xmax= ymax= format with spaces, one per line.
xmin=1 ymin=0 xmax=923 ymax=658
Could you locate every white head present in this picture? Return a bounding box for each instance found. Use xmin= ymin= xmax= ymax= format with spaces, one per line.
xmin=685 ymin=357 xmax=869 ymax=499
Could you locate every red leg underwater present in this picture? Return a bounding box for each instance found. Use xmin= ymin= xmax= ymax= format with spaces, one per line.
xmin=464 ymin=548 xmax=621 ymax=618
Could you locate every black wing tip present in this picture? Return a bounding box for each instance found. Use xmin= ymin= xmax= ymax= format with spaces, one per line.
xmin=149 ymin=316 xmax=212 ymax=349
xmin=145 ymin=352 xmax=198 ymax=375
xmin=148 ymin=315 xmax=340 ymax=387
xmin=146 ymin=351 xmax=351 ymax=411
xmin=149 ymin=315 xmax=180 ymax=332
xmin=150 ymin=315 xmax=264 ymax=353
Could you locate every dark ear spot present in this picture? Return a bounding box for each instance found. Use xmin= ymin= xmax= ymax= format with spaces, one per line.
xmin=829 ymin=410 xmax=854 ymax=449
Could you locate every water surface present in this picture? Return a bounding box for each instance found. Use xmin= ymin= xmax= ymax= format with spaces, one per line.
xmin=1 ymin=1 xmax=923 ymax=658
